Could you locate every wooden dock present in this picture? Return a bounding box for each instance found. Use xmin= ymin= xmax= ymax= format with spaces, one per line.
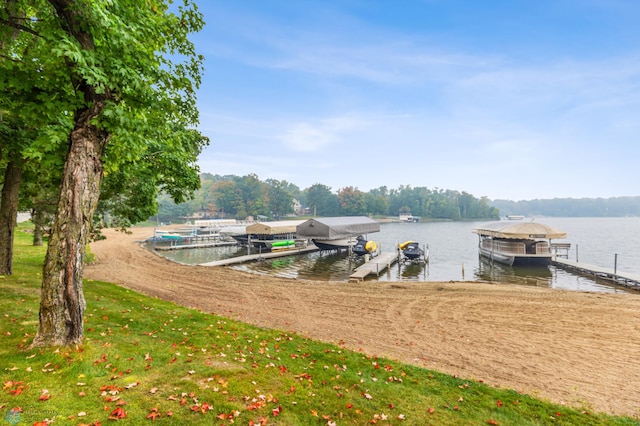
xmin=552 ymin=258 xmax=640 ymax=290
xmin=349 ymin=252 xmax=399 ymax=282
xmin=154 ymin=241 xmax=237 ymax=251
xmin=199 ymin=246 xmax=319 ymax=266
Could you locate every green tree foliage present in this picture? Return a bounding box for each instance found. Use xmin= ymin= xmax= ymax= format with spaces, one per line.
xmin=238 ymin=174 xmax=268 ymax=218
xmin=305 ymin=183 xmax=340 ymax=216
xmin=265 ymin=179 xmax=295 ymax=219
xmin=1 ymin=0 xmax=207 ymax=346
xmin=157 ymin=175 xmax=500 ymax=222
xmin=338 ymin=186 xmax=366 ymax=216
xmin=210 ymin=179 xmax=244 ymax=218
xmin=491 ymin=197 xmax=640 ymax=217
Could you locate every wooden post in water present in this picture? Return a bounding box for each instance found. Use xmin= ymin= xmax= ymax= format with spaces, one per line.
xmin=614 ymin=253 xmax=618 ymax=279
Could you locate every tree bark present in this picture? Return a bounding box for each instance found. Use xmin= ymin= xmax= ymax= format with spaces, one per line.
xmin=32 ymin=103 xmax=108 ymax=346
xmin=31 ymin=207 xmax=45 ymax=246
xmin=0 ymin=159 xmax=23 ymax=275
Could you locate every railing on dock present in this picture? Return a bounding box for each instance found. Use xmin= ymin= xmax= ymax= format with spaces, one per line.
xmin=552 ymin=258 xmax=640 ymax=290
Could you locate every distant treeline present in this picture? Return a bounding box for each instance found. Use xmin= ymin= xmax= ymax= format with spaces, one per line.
xmin=156 ymin=173 xmax=500 ymax=222
xmin=491 ymin=196 xmax=640 ymax=217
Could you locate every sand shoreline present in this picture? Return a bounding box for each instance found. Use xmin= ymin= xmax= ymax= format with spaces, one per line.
xmin=85 ymin=226 xmax=640 ymax=417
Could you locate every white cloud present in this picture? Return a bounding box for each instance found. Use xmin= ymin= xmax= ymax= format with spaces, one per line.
xmin=280 ymin=116 xmax=365 ymax=152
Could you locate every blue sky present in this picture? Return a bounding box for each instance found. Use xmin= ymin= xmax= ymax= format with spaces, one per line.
xmin=191 ymin=0 xmax=640 ymax=201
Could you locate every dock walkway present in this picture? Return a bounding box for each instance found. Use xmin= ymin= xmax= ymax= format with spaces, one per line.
xmin=200 ymin=246 xmax=319 ymax=266
xmin=552 ymin=258 xmax=640 ymax=289
xmin=154 ymin=241 xmax=237 ymax=251
xmin=349 ymin=252 xmax=399 ymax=282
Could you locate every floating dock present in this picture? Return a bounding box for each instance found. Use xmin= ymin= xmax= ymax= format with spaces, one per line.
xmin=552 ymin=258 xmax=640 ymax=290
xmin=154 ymin=241 xmax=237 ymax=251
xmin=349 ymin=252 xmax=399 ymax=282
xmin=199 ymin=245 xmax=319 ymax=266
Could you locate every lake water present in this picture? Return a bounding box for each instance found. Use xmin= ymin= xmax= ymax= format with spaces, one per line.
xmin=152 ymin=217 xmax=640 ymax=294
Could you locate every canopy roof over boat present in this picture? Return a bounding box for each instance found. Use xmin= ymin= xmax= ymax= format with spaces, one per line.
xmin=472 ymin=221 xmax=567 ymax=239
xmin=218 ymin=226 xmax=247 ymax=236
xmin=245 ymin=220 xmax=305 ymax=235
xmin=297 ymin=216 xmax=380 ymax=240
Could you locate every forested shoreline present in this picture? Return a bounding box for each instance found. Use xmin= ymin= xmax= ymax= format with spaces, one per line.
xmin=491 ymin=197 xmax=640 ymax=218
xmin=155 ymin=173 xmax=640 ymax=223
xmin=155 ymin=173 xmax=500 ymax=222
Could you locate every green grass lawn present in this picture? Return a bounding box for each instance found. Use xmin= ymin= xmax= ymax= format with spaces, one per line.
xmin=1 ymin=225 xmax=638 ymax=425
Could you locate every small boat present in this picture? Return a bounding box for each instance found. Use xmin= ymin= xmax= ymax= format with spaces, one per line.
xmin=312 ymin=237 xmax=358 ymax=251
xmin=399 ymin=241 xmax=428 ymax=262
xmin=399 ymin=213 xmax=420 ymax=223
xmin=352 ymin=236 xmax=378 ymax=257
xmin=472 ymin=221 xmax=567 ymax=266
xmin=297 ymin=216 xmax=380 ymax=252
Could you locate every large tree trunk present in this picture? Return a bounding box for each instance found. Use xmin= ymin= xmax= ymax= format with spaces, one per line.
xmin=32 ymin=104 xmax=107 ymax=347
xmin=0 ymin=159 xmax=23 ymax=275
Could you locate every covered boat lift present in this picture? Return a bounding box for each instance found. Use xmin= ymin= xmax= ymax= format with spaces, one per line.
xmin=472 ymin=221 xmax=567 ymax=240
xmin=242 ymin=219 xmax=306 ymax=249
xmin=297 ymin=216 xmax=380 ymax=251
xmin=245 ymin=220 xmax=305 ymax=236
xmin=296 ymin=216 xmax=380 ymax=240
xmin=472 ymin=221 xmax=567 ymax=266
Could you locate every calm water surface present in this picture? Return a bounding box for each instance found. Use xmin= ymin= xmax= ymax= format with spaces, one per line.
xmin=153 ymin=217 xmax=640 ymax=294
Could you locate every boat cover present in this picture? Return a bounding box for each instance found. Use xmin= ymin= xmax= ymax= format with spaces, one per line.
xmin=472 ymin=221 xmax=566 ymax=239
xmin=218 ymin=226 xmax=248 ymax=236
xmin=245 ymin=220 xmax=305 ymax=235
xmin=296 ymin=216 xmax=380 ymax=239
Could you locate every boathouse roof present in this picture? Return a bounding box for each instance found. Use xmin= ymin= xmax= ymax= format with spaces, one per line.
xmin=296 ymin=216 xmax=380 ymax=239
xmin=472 ymin=221 xmax=567 ymax=239
xmin=245 ymin=220 xmax=305 ymax=235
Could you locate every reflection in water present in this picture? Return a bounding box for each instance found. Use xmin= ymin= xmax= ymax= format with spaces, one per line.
xmin=236 ymin=251 xmax=366 ymax=281
xmin=151 ymin=219 xmax=640 ymax=294
xmin=475 ymin=257 xmax=552 ymax=288
xmin=398 ymin=261 xmax=429 ymax=281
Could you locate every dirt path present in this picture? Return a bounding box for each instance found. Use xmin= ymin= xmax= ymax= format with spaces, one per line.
xmin=85 ymin=226 xmax=640 ymax=417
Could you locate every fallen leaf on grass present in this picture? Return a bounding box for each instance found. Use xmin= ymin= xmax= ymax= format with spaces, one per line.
xmin=146 ymin=407 xmax=161 ymax=421
xmin=109 ymin=407 xmax=127 ymax=420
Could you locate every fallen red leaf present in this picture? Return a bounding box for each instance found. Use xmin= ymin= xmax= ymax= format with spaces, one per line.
xmin=3 ymin=381 xmax=22 ymax=390
xmin=109 ymin=407 xmax=127 ymax=420
xmin=8 ymin=386 xmax=24 ymax=396
xmin=146 ymin=407 xmax=161 ymax=421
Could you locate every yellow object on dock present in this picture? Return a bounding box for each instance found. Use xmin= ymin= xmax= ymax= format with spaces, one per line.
xmin=349 ymin=252 xmax=399 ymax=282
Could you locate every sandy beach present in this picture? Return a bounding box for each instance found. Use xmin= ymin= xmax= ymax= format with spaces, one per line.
xmin=84 ymin=226 xmax=640 ymax=417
